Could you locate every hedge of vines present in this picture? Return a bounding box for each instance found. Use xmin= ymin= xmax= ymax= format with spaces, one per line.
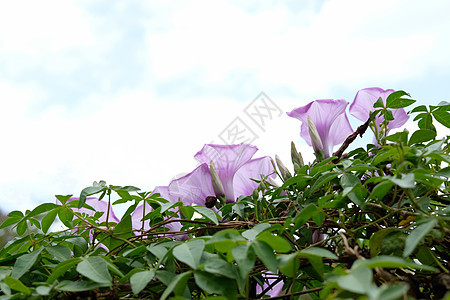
xmin=0 ymin=88 xmax=449 ymax=300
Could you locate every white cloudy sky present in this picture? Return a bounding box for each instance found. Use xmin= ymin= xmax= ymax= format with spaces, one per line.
xmin=1 ymin=0 xmax=449 ymax=213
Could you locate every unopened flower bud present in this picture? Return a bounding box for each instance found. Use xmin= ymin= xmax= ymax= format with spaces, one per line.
xmin=293 ymin=162 xmax=301 ymax=174
xmin=275 ymin=155 xmax=291 ymax=180
xmin=298 ymin=151 xmax=304 ymax=167
xmin=209 ymin=161 xmax=225 ymax=198
xmin=258 ymin=181 xmax=267 ymax=191
xmin=307 ymin=116 xmax=323 ymax=153
xmin=252 ymin=188 xmax=259 ymax=200
xmin=268 ymin=177 xmax=279 ymax=188
xmin=291 ymin=141 xmax=304 ymax=167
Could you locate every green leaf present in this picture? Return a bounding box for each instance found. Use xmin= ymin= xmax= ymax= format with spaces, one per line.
xmin=252 ymin=241 xmax=278 ymax=273
xmin=341 ymin=173 xmax=367 ymax=208
xmin=348 ymin=186 xmax=367 ymax=208
xmin=194 ymin=270 xmax=237 ymax=300
xmin=404 ymin=218 xmax=438 ymax=257
xmin=16 ymin=221 xmax=27 ymax=236
xmin=58 ymin=207 xmax=74 ymax=227
xmin=130 ymin=269 xmax=155 ymax=295
xmin=204 ymin=257 xmax=237 ymax=279
xmin=36 ymin=285 xmax=51 ymax=296
xmin=173 ymin=239 xmax=205 ymax=269
xmin=160 ymin=202 xmax=179 ymax=214
xmin=277 ymin=253 xmax=300 ymax=277
xmin=79 ymin=186 xmax=105 ymax=208
xmin=437 ymin=166 xmax=450 ymax=178
xmin=56 ymin=280 xmax=108 ymax=292
xmin=76 ymin=256 xmax=112 ymax=285
xmin=384 ymin=109 xmax=394 ymax=121
xmin=27 ymin=203 xmax=60 ymax=218
xmin=0 ymin=216 xmax=21 ymax=229
xmin=280 ymin=174 xmax=312 ymax=190
xmin=385 ymin=131 xmax=408 ymax=144
xmin=207 ymin=231 xmax=242 ymax=253
xmin=340 ymin=173 xmax=360 ymax=193
xmin=337 ymin=267 xmax=373 ymax=294
xmin=432 ymin=108 xmax=450 ymax=128
xmin=193 ymin=206 xmax=219 ymax=225
xmin=310 ymin=172 xmax=339 ymax=192
xmin=387 ymin=98 xmax=416 ymax=109
xmin=385 ymin=90 xmax=412 ymax=108
xmin=180 ymin=205 xmax=194 ymax=220
xmin=116 ymin=185 xmax=141 ymax=192
xmin=352 ymin=255 xmax=438 ymax=272
xmin=379 ymin=283 xmax=409 ymax=300
xmin=55 ymin=194 xmax=73 ymax=205
xmin=11 ymin=248 xmax=42 ymax=279
xmin=161 ymin=271 xmax=192 ymax=300
xmin=299 ymin=247 xmax=338 ymax=259
xmin=148 ymin=244 xmax=169 ymax=260
xmin=293 ymin=204 xmax=318 ymax=230
xmin=410 ymin=105 xmax=428 ymax=113
xmin=418 ymin=114 xmax=435 ymax=130
xmin=242 ymin=223 xmax=271 ymax=240
xmin=232 ymin=244 xmax=255 ymax=280
xmin=369 ymin=228 xmax=397 ymax=257
xmin=387 ymin=173 xmax=415 ymax=189
xmin=256 ymin=231 xmax=291 ymax=253
xmin=46 ymin=245 xmax=72 ymax=261
xmin=409 ymin=129 xmax=437 ymax=145
xmin=109 ymin=214 xmax=133 ymax=251
xmin=3 ymin=276 xmax=30 ymax=295
xmin=369 ymin=180 xmax=394 ymax=200
xmin=66 ymin=236 xmax=88 ymax=253
xmin=302 ymin=254 xmax=324 ymax=280
xmin=372 ymin=148 xmax=396 ymax=165
xmin=41 ymin=208 xmax=59 ymax=233
xmin=373 ymin=97 xmax=384 ymax=108
xmin=47 ymin=258 xmax=82 ymax=283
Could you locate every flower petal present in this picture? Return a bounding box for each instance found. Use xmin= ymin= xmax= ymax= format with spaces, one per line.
xmin=168 ymin=163 xmax=215 ymax=206
xmin=233 ymin=156 xmax=275 ymax=198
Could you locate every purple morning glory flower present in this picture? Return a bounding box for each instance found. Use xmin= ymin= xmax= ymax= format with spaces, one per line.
xmin=194 ymin=143 xmax=275 ymax=203
xmin=287 ymin=99 xmax=353 ymax=158
xmin=349 ymin=87 xmax=409 ymax=142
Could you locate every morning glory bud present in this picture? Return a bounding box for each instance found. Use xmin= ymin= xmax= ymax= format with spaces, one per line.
xmin=275 ymin=155 xmax=291 ymax=180
xmin=209 ymin=160 xmax=225 ymax=198
xmin=293 ymin=162 xmax=301 ymax=174
xmin=307 ymin=116 xmax=324 ymax=153
xmin=291 ymin=141 xmax=304 ymax=167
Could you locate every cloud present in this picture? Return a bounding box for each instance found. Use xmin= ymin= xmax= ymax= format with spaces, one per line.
xmin=0 ymin=0 xmax=449 ymax=213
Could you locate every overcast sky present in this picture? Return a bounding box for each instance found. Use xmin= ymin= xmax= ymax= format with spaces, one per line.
xmin=1 ymin=0 xmax=449 ymax=213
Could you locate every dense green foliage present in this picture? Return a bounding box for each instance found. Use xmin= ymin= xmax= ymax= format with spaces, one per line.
xmin=0 ymin=93 xmax=449 ymax=299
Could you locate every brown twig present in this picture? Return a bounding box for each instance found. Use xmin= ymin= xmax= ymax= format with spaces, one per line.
xmin=333 ymin=117 xmax=371 ymax=163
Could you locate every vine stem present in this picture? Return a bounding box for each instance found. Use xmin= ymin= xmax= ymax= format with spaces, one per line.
xmin=333 ymin=117 xmax=371 ymax=163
